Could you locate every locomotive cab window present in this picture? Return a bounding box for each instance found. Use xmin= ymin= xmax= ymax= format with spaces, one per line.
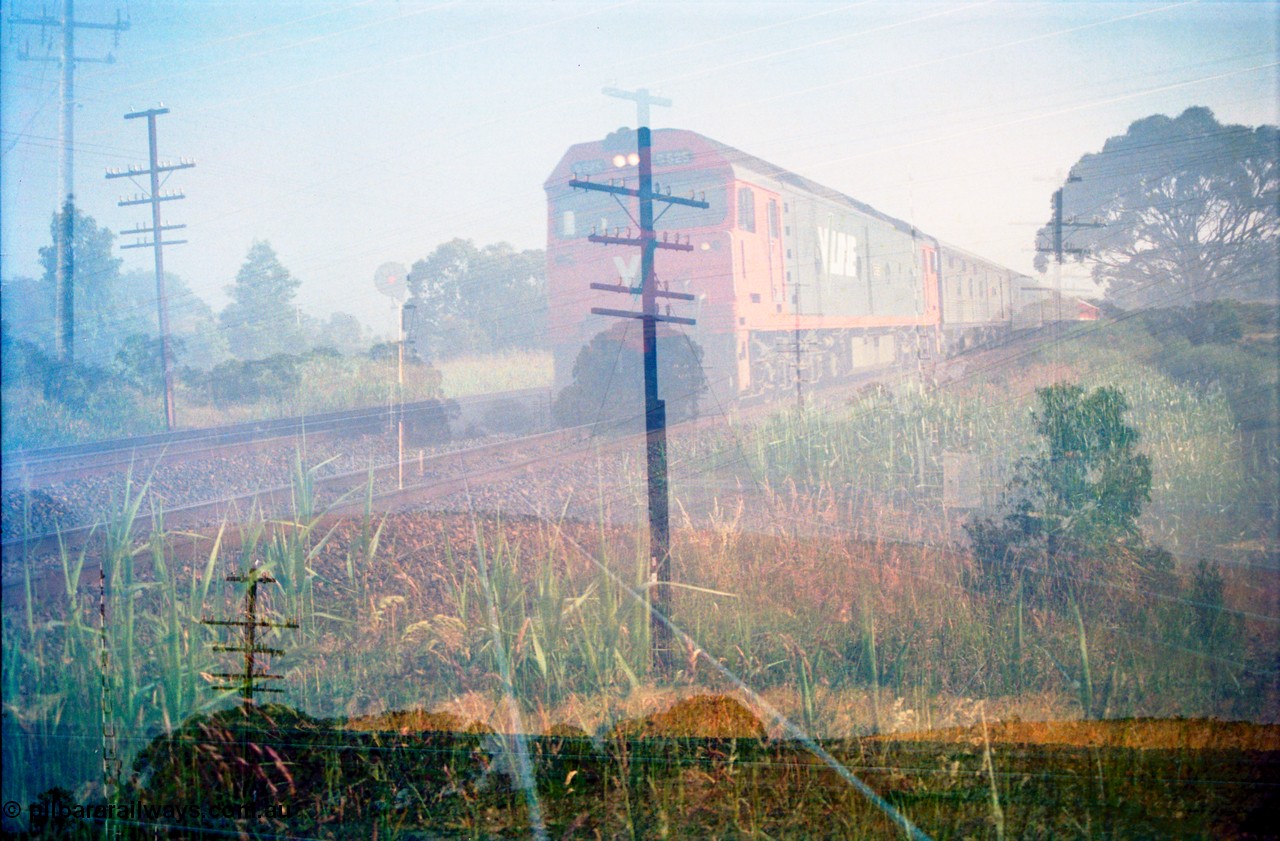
xmin=738 ymin=187 xmax=756 ymax=233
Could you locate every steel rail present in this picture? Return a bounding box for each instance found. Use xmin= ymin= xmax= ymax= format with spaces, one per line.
xmin=1 ymin=388 xmax=551 ymax=491
xmin=0 ymin=422 xmax=583 ymax=571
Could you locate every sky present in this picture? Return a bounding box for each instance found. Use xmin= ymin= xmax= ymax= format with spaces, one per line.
xmin=2 ymin=0 xmax=1277 ymax=339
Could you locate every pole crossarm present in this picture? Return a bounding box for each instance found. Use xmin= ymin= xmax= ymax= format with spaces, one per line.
xmin=124 ymin=106 xmax=169 ymax=119
xmin=120 ymin=239 xmax=187 ymax=249
xmin=11 ymin=14 xmax=130 ymax=32
xmin=208 ymin=672 xmax=284 ymax=680
xmin=203 ymin=619 xmax=295 ymax=629
xmin=569 ymin=178 xmax=709 ymax=209
xmin=117 ymin=192 xmax=185 ymax=206
xmin=212 ymin=646 xmax=287 ymax=656
xmin=602 ymin=86 xmax=671 ymax=128
xmin=601 ymin=86 xmax=672 ymax=108
xmin=591 ymin=306 xmax=697 ymax=326
xmin=16 ymin=53 xmax=116 ymax=63
xmin=590 ymin=282 xmax=695 ymax=300
xmin=587 ymin=233 xmax=695 ymax=251
xmin=106 ymin=161 xmax=195 ymax=178
xmin=121 ymin=223 xmax=187 ymax=235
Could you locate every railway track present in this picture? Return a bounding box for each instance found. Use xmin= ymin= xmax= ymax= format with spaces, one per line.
xmin=1 ymin=387 xmax=551 ymax=492
xmin=1 ymin=338 xmax=1027 ymax=593
xmin=0 ymin=379 xmax=893 ymax=598
xmin=0 ymin=423 xmax=595 ymax=584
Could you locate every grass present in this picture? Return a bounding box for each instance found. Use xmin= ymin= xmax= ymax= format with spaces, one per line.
xmin=26 ymin=701 xmax=1280 ymax=839
xmin=2 ymin=319 xmax=1275 ymax=836
xmin=175 ymin=353 xmax=451 ymax=429
xmin=690 ymin=324 xmax=1264 ymax=559
xmin=3 ymin=470 xmax=1275 ymax=836
xmin=436 ymin=349 xmax=553 ymax=398
xmin=0 ymin=382 xmax=166 ymax=450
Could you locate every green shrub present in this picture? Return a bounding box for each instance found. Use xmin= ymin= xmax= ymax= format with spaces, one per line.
xmin=1161 ymin=342 xmax=1278 ymax=430
xmin=1135 ymin=301 xmax=1244 ymax=346
xmin=553 ymin=323 xmax=707 ymax=432
xmin=964 ymin=384 xmax=1167 ymax=606
xmin=202 ymin=354 xmax=302 ymax=406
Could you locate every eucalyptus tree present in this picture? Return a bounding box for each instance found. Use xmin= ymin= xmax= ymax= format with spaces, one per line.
xmin=1035 ymin=107 xmax=1278 ymax=307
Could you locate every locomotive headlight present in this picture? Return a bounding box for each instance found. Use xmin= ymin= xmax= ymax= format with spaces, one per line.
xmin=700 ymin=242 xmax=711 ymax=251
xmin=627 ymin=152 xmax=640 ymax=166
xmin=612 ymin=154 xmax=627 ymax=168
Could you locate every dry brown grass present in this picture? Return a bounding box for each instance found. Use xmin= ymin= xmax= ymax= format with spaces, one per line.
xmin=888 ymin=717 xmax=1280 ymax=750
xmin=345 ymin=709 xmax=471 ymax=734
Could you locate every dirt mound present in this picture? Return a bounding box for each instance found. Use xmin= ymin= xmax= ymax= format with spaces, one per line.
xmin=345 ymin=709 xmax=480 ymax=734
xmin=198 ymin=702 xmax=324 ymax=733
xmin=614 ymin=694 xmax=766 ymax=740
xmin=547 ymin=722 xmax=589 ymax=738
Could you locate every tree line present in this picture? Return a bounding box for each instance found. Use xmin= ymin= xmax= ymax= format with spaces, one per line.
xmin=0 ymin=215 xmax=548 ymax=446
xmin=1 ymin=220 xmax=549 ymax=372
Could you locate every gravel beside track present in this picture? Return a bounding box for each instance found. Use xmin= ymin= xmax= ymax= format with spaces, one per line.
xmin=2 ymin=348 xmax=1012 ymax=573
xmin=0 ymin=432 xmax=517 ymax=542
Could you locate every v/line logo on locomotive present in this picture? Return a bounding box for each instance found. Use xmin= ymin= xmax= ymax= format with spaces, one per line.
xmin=816 ymin=227 xmax=859 ymax=279
xmin=545 ymin=128 xmax=1098 ymax=404
xmin=613 ymin=255 xmax=641 ymax=285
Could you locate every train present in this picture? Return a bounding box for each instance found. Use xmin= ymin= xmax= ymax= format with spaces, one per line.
xmin=544 ymin=127 xmax=1097 ymax=406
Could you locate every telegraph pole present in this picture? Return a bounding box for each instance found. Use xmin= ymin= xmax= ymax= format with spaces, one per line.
xmin=575 ymin=87 xmax=707 ymax=672
xmin=1037 ymin=174 xmax=1102 ymax=337
xmin=108 ymin=107 xmax=194 ymax=430
xmin=12 ymin=0 xmax=129 ymax=362
xmin=203 ymin=567 xmax=297 ymax=709
xmin=397 ymin=301 xmax=416 ymax=490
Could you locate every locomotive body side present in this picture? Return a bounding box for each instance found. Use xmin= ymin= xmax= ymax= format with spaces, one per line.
xmin=935 ymin=243 xmax=1018 ymax=351
xmin=713 ymin=150 xmax=942 ymax=395
xmin=758 ymin=170 xmax=941 ymax=393
xmin=545 ymin=128 xmax=1087 ymax=409
xmin=545 ymin=129 xmax=955 ymax=403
